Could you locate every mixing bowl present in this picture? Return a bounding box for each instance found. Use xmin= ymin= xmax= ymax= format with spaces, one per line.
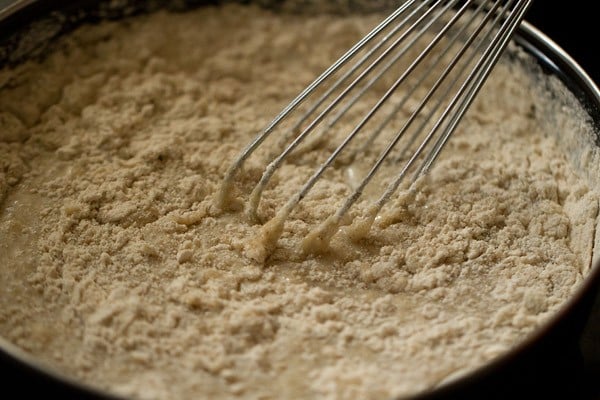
xmin=0 ymin=1 xmax=599 ymax=398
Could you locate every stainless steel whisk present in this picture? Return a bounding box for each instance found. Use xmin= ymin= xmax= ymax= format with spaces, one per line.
xmin=216 ymin=0 xmax=533 ymax=253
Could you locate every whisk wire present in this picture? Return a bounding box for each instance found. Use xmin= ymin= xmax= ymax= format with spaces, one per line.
xmin=216 ymin=0 xmax=420 ymax=209
xmin=316 ymin=0 xmax=461 ymax=138
xmin=288 ymin=0 xmax=438 ymax=137
xmin=378 ymin=0 xmax=533 ymax=209
xmin=247 ymin=0 xmax=461 ymax=218
xmin=271 ymin=0 xmax=478 ymax=215
xmin=354 ymin=0 xmax=495 ymax=162
xmin=218 ymin=0 xmax=533 ymax=256
xmin=416 ymin=0 xmax=533 ymax=177
xmin=390 ymin=0 xmax=505 ymax=165
xmin=332 ymin=0 xmax=506 ymax=222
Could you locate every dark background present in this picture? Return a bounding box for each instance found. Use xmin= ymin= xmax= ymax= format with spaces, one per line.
xmin=525 ymin=3 xmax=598 ymax=84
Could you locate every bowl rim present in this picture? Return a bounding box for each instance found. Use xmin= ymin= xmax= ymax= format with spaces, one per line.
xmin=0 ymin=2 xmax=599 ymax=399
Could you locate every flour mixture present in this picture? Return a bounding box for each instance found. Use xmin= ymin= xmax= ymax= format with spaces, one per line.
xmin=0 ymin=4 xmax=598 ymax=400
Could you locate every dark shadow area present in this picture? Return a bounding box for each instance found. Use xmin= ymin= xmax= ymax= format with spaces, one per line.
xmin=526 ymin=3 xmax=599 ymax=85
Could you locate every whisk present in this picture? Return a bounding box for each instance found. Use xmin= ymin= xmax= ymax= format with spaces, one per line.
xmin=216 ymin=0 xmax=533 ymax=257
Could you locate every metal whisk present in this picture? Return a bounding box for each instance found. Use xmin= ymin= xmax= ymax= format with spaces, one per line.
xmin=216 ymin=0 xmax=532 ymax=256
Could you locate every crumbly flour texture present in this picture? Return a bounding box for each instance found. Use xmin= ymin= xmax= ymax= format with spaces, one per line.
xmin=0 ymin=4 xmax=598 ymax=400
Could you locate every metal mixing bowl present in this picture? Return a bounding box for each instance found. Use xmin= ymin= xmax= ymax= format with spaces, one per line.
xmin=1 ymin=1 xmax=599 ymax=398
